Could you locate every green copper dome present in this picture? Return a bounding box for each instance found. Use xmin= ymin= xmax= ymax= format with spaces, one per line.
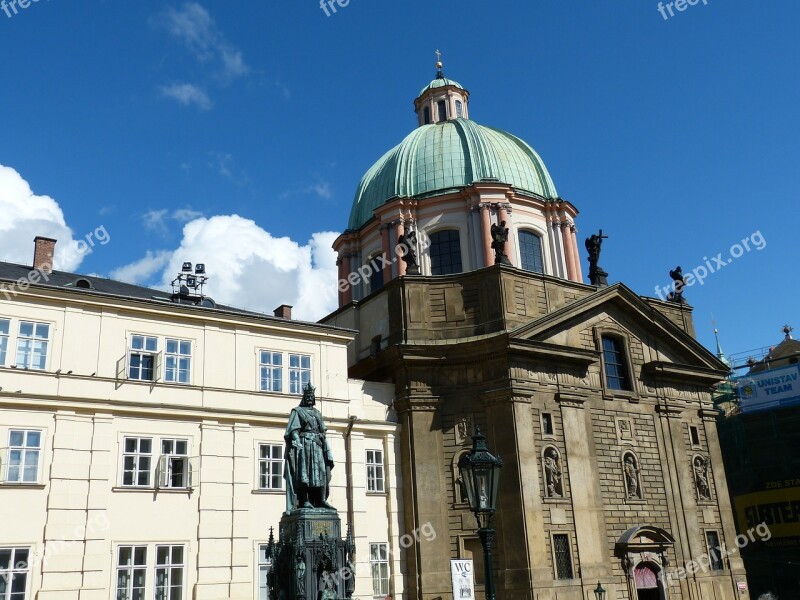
xmin=418 ymin=77 xmax=464 ymax=97
xmin=348 ymin=118 xmax=558 ymax=230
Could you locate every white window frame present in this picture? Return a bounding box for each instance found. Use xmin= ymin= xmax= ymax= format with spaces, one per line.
xmin=257 ymin=544 xmax=272 ymax=600
xmin=5 ymin=429 xmax=42 ymax=484
xmin=0 ymin=547 xmax=30 ymax=600
xmin=164 ymin=339 xmax=191 ymax=384
xmin=121 ymin=436 xmax=153 ymax=487
xmin=369 ymin=542 xmax=390 ymax=597
xmin=366 ymin=449 xmax=385 ymax=493
xmin=157 ymin=439 xmax=190 ymax=489
xmin=288 ymin=354 xmax=312 ymax=394
xmin=15 ymin=320 xmax=50 ymax=370
xmin=259 ymin=351 xmax=283 ymax=393
xmin=154 ymin=545 xmax=185 ymax=600
xmin=258 ymin=443 xmax=283 ymax=491
xmin=0 ymin=318 xmax=10 ymax=367
xmin=127 ymin=335 xmax=160 ymax=382
xmin=115 ymin=545 xmax=147 ymax=600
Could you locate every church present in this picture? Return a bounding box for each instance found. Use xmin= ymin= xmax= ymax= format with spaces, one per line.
xmin=322 ymin=58 xmax=750 ymax=600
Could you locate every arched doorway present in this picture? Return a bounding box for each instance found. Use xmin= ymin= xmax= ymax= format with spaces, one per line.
xmin=634 ymin=562 xmax=663 ymax=600
xmin=616 ymin=526 xmax=674 ymax=600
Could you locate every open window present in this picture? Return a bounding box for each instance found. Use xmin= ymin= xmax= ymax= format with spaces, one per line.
xmin=156 ymin=439 xmax=196 ymax=489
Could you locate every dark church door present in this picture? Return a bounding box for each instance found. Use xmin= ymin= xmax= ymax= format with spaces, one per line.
xmin=634 ymin=563 xmax=663 ymax=600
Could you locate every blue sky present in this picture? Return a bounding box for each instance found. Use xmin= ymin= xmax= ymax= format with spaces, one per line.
xmin=0 ymin=0 xmax=797 ymax=358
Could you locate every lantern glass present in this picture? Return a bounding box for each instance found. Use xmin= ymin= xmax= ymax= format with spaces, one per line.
xmin=457 ymin=429 xmax=503 ymax=523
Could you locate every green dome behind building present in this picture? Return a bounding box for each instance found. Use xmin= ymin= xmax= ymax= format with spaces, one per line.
xmin=348 ymin=118 xmax=559 ymax=231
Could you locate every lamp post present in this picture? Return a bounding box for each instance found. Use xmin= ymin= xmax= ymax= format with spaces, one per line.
xmin=458 ymin=429 xmax=503 ymax=600
xmin=593 ymin=581 xmax=606 ymax=600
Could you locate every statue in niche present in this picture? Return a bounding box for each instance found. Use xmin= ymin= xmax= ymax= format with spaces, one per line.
xmin=455 ymin=474 xmax=468 ymax=504
xmin=296 ymin=551 xmax=306 ymax=597
xmin=490 ymin=220 xmax=512 ymax=265
xmin=543 ymin=448 xmax=563 ymax=497
xmin=694 ymin=456 xmax=712 ymax=500
xmin=284 ymin=383 xmax=335 ymax=511
xmin=320 ymin=571 xmax=336 ymax=600
xmin=456 ymin=415 xmax=473 ymax=445
xmin=623 ymin=454 xmax=641 ymax=499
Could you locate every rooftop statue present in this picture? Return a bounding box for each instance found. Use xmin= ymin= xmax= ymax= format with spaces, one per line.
xmin=284 ymin=382 xmax=335 ymax=512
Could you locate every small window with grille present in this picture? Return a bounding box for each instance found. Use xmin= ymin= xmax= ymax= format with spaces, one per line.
xmin=706 ymin=531 xmax=724 ymax=571
xmin=553 ymin=534 xmax=574 ymax=580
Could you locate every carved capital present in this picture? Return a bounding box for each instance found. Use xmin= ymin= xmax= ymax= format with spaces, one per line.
xmin=481 ymin=386 xmax=534 ymax=406
xmin=656 ymin=403 xmax=684 ymax=419
xmin=556 ymin=392 xmax=588 ymax=409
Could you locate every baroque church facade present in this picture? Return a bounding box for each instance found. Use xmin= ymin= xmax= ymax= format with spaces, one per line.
xmin=322 ymin=60 xmax=749 ymax=600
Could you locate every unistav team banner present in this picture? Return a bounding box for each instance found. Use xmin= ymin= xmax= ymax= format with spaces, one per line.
xmin=734 ymin=364 xmax=800 ymax=414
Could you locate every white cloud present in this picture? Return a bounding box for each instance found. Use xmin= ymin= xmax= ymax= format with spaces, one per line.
xmin=279 ymin=181 xmax=334 ymax=201
xmin=0 ymin=164 xmax=86 ymax=271
xmin=110 ymin=250 xmax=172 ymax=285
xmin=113 ymin=215 xmax=339 ymax=322
xmin=160 ymin=83 xmax=213 ymax=110
xmin=142 ymin=207 xmax=206 ymax=235
xmin=156 ymin=3 xmax=249 ymax=83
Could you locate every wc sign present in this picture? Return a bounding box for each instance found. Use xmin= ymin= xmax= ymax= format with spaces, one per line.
xmin=451 ymin=560 xmax=476 ymax=600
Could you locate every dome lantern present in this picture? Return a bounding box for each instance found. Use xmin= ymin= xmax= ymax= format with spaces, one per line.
xmin=414 ymin=51 xmax=470 ymax=126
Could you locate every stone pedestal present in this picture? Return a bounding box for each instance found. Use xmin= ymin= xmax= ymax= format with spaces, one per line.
xmin=589 ymin=266 xmax=608 ymax=287
xmin=266 ymin=509 xmax=355 ymax=600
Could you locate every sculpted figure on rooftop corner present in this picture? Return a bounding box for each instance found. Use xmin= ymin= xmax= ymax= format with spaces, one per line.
xmin=284 ymin=382 xmax=335 ymax=511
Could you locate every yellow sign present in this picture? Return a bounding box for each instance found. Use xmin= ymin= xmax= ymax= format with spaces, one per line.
xmin=734 ymin=486 xmax=800 ymax=539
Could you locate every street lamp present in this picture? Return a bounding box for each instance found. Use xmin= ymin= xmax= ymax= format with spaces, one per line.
xmin=458 ymin=428 xmax=503 ymax=600
xmin=593 ymin=581 xmax=606 ymax=600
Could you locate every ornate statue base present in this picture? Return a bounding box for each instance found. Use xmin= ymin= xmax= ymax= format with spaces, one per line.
xmin=266 ymin=509 xmax=355 ymax=600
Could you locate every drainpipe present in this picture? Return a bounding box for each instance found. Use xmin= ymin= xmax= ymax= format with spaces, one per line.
xmin=345 ymin=415 xmax=357 ymax=533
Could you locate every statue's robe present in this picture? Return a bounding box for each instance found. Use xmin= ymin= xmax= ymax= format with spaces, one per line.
xmin=284 ymin=405 xmax=333 ymax=510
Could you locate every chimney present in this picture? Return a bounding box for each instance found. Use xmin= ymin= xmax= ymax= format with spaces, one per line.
xmin=33 ymin=237 xmax=57 ymax=273
xmin=273 ymin=304 xmax=293 ymax=320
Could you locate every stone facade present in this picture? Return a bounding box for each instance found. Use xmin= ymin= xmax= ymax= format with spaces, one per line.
xmin=323 ymin=265 xmax=749 ymax=600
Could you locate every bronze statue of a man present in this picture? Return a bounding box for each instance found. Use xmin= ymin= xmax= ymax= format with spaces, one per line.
xmin=284 ymin=383 xmax=335 ymax=511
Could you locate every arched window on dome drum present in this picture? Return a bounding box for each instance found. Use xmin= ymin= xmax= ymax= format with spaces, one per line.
xmin=519 ymin=230 xmax=544 ymax=274
xmin=429 ymin=230 xmax=462 ymax=276
xmin=455 ymin=100 xmax=463 ymax=118
xmin=367 ymin=258 xmax=383 ymax=294
xmin=423 ymin=106 xmax=431 ymax=125
xmin=437 ymin=100 xmax=447 ymax=122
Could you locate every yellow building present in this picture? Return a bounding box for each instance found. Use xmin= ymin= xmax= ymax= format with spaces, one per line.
xmin=0 ymin=238 xmax=404 ymax=600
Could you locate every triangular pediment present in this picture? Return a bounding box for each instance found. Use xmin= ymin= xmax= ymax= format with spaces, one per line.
xmin=510 ymin=283 xmax=727 ymax=377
